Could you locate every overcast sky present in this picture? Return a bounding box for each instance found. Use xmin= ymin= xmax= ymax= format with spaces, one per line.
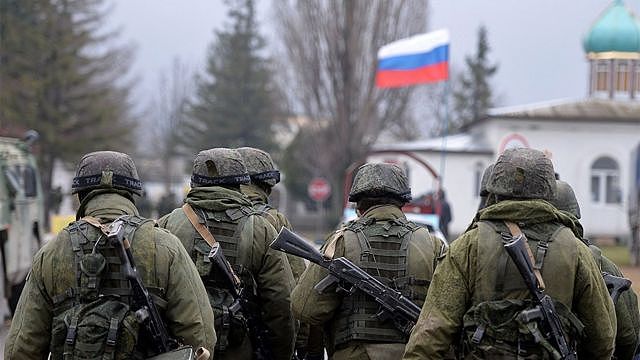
xmin=110 ymin=0 xmax=640 ymax=111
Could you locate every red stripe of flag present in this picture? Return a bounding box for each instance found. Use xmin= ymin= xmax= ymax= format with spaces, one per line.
xmin=376 ymin=62 xmax=448 ymax=88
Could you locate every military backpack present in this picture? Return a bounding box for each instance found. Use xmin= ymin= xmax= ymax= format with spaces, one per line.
xmin=186 ymin=205 xmax=260 ymax=353
xmin=50 ymin=215 xmax=158 ymax=360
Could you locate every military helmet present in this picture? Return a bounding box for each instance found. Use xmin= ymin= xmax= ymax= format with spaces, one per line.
xmin=348 ymin=163 xmax=411 ymax=202
xmin=551 ymin=180 xmax=581 ymax=219
xmin=487 ymin=148 xmax=557 ymax=201
xmin=479 ymin=163 xmax=495 ymax=197
xmin=72 ymin=151 xmax=142 ymax=195
xmin=190 ymin=148 xmax=250 ymax=187
xmin=236 ymin=147 xmax=280 ymax=187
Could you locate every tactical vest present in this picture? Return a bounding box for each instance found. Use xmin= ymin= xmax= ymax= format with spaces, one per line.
xmin=50 ymin=215 xmax=156 ymax=360
xmin=461 ymin=221 xmax=584 ymax=359
xmin=188 ymin=205 xmax=258 ymax=353
xmin=333 ymin=216 xmax=431 ymax=347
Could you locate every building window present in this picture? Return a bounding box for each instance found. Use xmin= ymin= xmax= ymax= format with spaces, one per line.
xmin=591 ymin=156 xmax=621 ymax=204
xmin=616 ymin=61 xmax=630 ymax=91
xmin=596 ymin=61 xmax=609 ymax=92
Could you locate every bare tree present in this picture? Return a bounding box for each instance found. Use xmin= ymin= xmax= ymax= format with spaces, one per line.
xmin=274 ymin=0 xmax=428 ymax=220
xmin=146 ymin=58 xmax=194 ymax=192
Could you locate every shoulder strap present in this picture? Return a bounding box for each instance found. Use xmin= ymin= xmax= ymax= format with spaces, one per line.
xmin=504 ymin=221 xmax=546 ymax=290
xmin=182 ymin=203 xmax=240 ymax=284
xmin=183 ymin=203 xmax=218 ymax=248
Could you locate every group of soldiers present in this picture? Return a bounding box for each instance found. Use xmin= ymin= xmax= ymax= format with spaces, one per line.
xmin=3 ymin=146 xmax=640 ymax=359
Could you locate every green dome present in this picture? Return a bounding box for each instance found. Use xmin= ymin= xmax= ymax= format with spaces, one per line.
xmin=583 ymin=0 xmax=640 ymax=53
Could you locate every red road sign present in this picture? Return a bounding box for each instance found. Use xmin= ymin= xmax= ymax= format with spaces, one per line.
xmin=308 ymin=177 xmax=331 ymax=202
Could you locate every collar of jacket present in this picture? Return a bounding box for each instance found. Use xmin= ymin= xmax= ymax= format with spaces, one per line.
xmin=478 ymin=199 xmax=560 ymax=225
xmin=555 ymin=209 xmax=585 ymax=239
xmin=240 ymin=183 xmax=269 ymax=204
xmin=185 ymin=186 xmax=253 ymax=211
xmin=359 ymin=204 xmax=406 ymax=221
xmin=76 ymin=191 xmax=139 ymax=221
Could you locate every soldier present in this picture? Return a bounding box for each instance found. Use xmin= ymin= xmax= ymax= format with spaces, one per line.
xmin=552 ymin=180 xmax=640 ymax=360
xmin=236 ymin=146 xmax=306 ymax=280
xmin=403 ymin=148 xmax=616 ymax=359
xmin=236 ymin=146 xmax=311 ymax=358
xmin=5 ymin=151 xmax=216 ymax=359
xmin=157 ymin=148 xmax=296 ymax=360
xmin=291 ymin=163 xmax=447 ymax=360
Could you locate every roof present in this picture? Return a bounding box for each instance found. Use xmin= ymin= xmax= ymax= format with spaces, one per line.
xmin=583 ymin=0 xmax=640 ymax=53
xmin=373 ymin=133 xmax=493 ymax=154
xmin=487 ymin=98 xmax=640 ymax=122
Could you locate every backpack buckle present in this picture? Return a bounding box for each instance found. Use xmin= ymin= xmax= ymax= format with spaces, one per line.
xmin=471 ymin=324 xmax=485 ymax=344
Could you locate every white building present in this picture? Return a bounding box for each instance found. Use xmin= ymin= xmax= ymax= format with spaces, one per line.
xmin=370 ymin=1 xmax=640 ymax=240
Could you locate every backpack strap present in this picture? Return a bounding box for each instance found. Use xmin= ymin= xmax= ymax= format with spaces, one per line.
xmin=504 ymin=221 xmax=546 ymax=290
xmin=182 ymin=203 xmax=240 ymax=285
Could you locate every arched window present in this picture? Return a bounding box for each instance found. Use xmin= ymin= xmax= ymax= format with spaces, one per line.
xmin=596 ymin=60 xmax=610 ymax=92
xmin=591 ymin=156 xmax=621 ymax=204
xmin=616 ymin=61 xmax=631 ymax=92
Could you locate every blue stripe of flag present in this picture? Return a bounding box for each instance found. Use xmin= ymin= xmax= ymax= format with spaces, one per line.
xmin=378 ymin=44 xmax=449 ymax=71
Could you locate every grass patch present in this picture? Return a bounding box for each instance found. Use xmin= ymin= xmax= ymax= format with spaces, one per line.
xmin=600 ymin=245 xmax=631 ymax=267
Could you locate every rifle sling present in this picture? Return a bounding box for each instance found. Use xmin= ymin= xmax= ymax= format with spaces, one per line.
xmin=182 ymin=203 xmax=241 ymax=285
xmin=504 ymin=221 xmax=546 ymax=290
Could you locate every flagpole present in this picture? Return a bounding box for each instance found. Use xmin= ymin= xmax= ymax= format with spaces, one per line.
xmin=438 ymin=74 xmax=451 ymax=189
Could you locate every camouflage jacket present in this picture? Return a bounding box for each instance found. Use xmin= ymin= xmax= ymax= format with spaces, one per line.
xmin=240 ymin=183 xmax=306 ymax=281
xmin=557 ymin=209 xmax=640 ymax=360
xmin=5 ymin=192 xmax=216 ymax=359
xmin=292 ymin=205 xmax=446 ymax=360
xmin=403 ymin=200 xmax=616 ymax=359
xmin=158 ymin=186 xmax=296 ymax=360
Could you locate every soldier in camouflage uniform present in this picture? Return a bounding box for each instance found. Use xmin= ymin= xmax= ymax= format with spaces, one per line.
xmin=551 ymin=180 xmax=640 ymax=360
xmin=236 ymin=147 xmax=306 ymax=280
xmin=292 ymin=163 xmax=447 ymax=360
xmin=403 ymin=148 xmax=616 ymax=359
xmin=158 ymin=148 xmax=295 ymax=360
xmin=5 ymin=151 xmax=216 ymax=359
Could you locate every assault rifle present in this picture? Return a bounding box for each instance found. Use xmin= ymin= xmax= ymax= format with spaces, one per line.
xmin=503 ymin=232 xmax=577 ymax=360
xmin=270 ymin=228 xmax=421 ymax=336
xmin=602 ymin=272 xmax=632 ymax=304
xmin=208 ymin=242 xmax=273 ymax=360
xmin=107 ymin=220 xmax=178 ymax=356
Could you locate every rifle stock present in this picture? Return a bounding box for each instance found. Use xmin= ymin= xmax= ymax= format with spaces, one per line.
xmin=270 ymin=227 xmax=325 ymax=264
xmin=503 ymin=233 xmax=577 ymax=360
xmin=603 ymin=272 xmax=632 ymax=303
xmin=107 ymin=220 xmax=177 ymax=356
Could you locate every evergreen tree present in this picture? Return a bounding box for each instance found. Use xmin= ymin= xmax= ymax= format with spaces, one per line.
xmin=452 ymin=25 xmax=498 ymax=131
xmin=0 ymin=0 xmax=135 ymax=222
xmin=183 ymin=0 xmax=281 ymax=153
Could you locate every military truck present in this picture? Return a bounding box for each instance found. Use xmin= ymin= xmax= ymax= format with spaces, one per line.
xmin=0 ymin=131 xmax=44 ymax=317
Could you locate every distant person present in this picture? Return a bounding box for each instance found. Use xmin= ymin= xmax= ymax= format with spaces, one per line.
xmin=136 ymin=188 xmax=153 ymax=218
xmin=436 ymin=189 xmax=452 ymax=240
xmin=49 ymin=186 xmax=63 ymax=214
xmin=156 ymin=191 xmax=177 ymax=218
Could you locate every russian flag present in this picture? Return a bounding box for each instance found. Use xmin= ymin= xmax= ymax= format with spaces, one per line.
xmin=376 ymin=29 xmax=450 ymax=88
